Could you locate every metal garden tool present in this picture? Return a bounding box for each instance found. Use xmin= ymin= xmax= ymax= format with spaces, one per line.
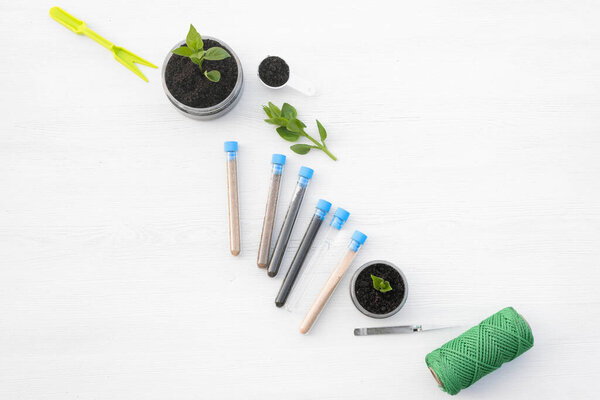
xmin=354 ymin=325 xmax=456 ymax=336
xmin=49 ymin=6 xmax=157 ymax=81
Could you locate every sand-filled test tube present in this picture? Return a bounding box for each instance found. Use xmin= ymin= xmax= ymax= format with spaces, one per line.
xmin=299 ymin=230 xmax=367 ymax=334
xmin=285 ymin=207 xmax=350 ymax=312
xmin=257 ymin=154 xmax=286 ymax=268
xmin=224 ymin=141 xmax=240 ymax=256
xmin=267 ymin=166 xmax=314 ymax=277
xmin=275 ymin=199 xmax=332 ymax=307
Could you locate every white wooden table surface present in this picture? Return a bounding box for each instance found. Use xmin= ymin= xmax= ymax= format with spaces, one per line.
xmin=2 ymin=0 xmax=599 ymax=398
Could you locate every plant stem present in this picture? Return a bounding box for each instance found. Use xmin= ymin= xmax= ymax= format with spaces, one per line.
xmin=301 ymin=131 xmax=338 ymax=161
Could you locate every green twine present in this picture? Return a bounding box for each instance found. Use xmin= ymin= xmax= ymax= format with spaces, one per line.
xmin=425 ymin=307 xmax=534 ymax=395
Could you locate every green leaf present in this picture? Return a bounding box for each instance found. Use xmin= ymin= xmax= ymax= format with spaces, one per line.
xmin=186 ymin=24 xmax=203 ymax=51
xmin=316 ymin=120 xmax=327 ymax=141
xmin=172 ymin=46 xmax=193 ymax=57
xmin=281 ymin=103 xmax=297 ymax=119
xmin=262 ymin=105 xmax=273 ymax=118
xmin=204 ymin=47 xmax=231 ymax=61
xmin=264 ymin=117 xmax=288 ymax=126
xmin=276 ymin=127 xmax=300 ymax=142
xmin=371 ymin=274 xmax=392 ymax=293
xmin=189 ymin=51 xmax=205 ymax=67
xmin=290 ymin=144 xmax=312 ymax=155
xmin=268 ymin=102 xmax=281 ymax=118
xmin=379 ymin=281 xmax=393 ymax=293
xmin=204 ymin=70 xmax=221 ymax=82
xmin=287 ymin=118 xmax=306 ymax=133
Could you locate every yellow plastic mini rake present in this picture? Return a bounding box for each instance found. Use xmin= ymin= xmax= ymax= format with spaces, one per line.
xmin=49 ymin=6 xmax=157 ymax=82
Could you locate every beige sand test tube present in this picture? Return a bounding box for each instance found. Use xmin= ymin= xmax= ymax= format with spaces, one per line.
xmin=300 ymin=230 xmax=367 ymax=334
xmin=225 ymin=141 xmax=240 ymax=256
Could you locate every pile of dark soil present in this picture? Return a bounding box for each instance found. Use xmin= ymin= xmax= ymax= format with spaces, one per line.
xmin=258 ymin=56 xmax=289 ymax=87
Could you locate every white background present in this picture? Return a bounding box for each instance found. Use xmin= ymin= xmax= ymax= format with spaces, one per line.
xmin=1 ymin=0 xmax=599 ymax=398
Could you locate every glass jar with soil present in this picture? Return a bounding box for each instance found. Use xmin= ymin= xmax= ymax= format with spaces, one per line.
xmin=162 ymin=37 xmax=244 ymax=120
xmin=350 ymin=260 xmax=408 ymax=319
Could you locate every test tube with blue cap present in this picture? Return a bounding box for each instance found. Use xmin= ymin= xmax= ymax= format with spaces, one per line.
xmin=275 ymin=199 xmax=332 ymax=307
xmin=300 ymin=230 xmax=368 ymax=334
xmin=257 ymin=154 xmax=287 ymax=268
xmin=267 ymin=166 xmax=314 ymax=277
xmin=224 ymin=141 xmax=240 ymax=256
xmin=284 ymin=207 xmax=350 ymax=312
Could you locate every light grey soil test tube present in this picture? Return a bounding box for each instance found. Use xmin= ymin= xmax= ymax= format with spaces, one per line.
xmin=225 ymin=141 xmax=240 ymax=256
xmin=267 ymin=166 xmax=314 ymax=277
xmin=257 ymin=154 xmax=286 ymax=268
xmin=275 ymin=199 xmax=332 ymax=307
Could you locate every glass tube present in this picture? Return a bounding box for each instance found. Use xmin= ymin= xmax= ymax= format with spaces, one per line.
xmin=257 ymin=154 xmax=286 ymax=268
xmin=224 ymin=141 xmax=240 ymax=256
xmin=299 ymin=230 xmax=367 ymax=334
xmin=267 ymin=166 xmax=314 ymax=277
xmin=275 ymin=199 xmax=332 ymax=307
xmin=284 ymin=207 xmax=350 ymax=313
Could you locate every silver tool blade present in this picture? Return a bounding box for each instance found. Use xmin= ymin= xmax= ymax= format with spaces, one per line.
xmin=353 ymin=325 xmax=451 ymax=336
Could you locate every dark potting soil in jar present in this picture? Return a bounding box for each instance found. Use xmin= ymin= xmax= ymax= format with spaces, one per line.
xmin=355 ymin=263 xmax=405 ymax=315
xmin=258 ymin=56 xmax=289 ymax=87
xmin=165 ymin=39 xmax=238 ymax=108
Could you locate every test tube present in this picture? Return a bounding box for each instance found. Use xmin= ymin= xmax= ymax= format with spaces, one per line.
xmin=224 ymin=141 xmax=240 ymax=256
xmin=267 ymin=166 xmax=314 ymax=277
xmin=275 ymin=199 xmax=332 ymax=307
xmin=257 ymin=154 xmax=287 ymax=268
xmin=284 ymin=207 xmax=350 ymax=312
xmin=299 ymin=230 xmax=367 ymax=334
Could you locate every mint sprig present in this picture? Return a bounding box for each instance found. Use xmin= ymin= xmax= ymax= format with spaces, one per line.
xmin=371 ymin=275 xmax=393 ymax=293
xmin=262 ymin=102 xmax=337 ymax=161
xmin=172 ymin=24 xmax=230 ymax=82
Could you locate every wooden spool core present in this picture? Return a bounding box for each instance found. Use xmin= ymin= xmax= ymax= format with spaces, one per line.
xmin=429 ymin=367 xmax=443 ymax=387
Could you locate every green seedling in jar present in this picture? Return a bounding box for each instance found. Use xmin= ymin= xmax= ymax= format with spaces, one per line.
xmin=371 ymin=275 xmax=393 ymax=293
xmin=172 ymin=24 xmax=231 ymax=82
xmin=262 ymin=102 xmax=337 ymax=161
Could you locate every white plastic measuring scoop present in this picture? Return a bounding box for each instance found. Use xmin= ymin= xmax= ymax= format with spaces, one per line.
xmin=258 ymin=56 xmax=316 ymax=96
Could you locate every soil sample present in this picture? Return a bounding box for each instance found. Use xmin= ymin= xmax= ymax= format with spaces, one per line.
xmin=165 ymin=39 xmax=239 ymax=108
xmin=354 ymin=263 xmax=406 ymax=315
xmin=258 ymin=56 xmax=290 ymax=87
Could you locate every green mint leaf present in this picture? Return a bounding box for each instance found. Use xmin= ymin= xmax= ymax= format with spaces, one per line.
xmin=204 ymin=70 xmax=221 ymax=82
xmin=281 ymin=103 xmax=297 ymax=119
xmin=268 ymin=102 xmax=282 ymax=118
xmin=276 ymin=127 xmax=300 ymax=142
xmin=172 ymin=46 xmax=193 ymax=57
xmin=186 ymin=24 xmax=203 ymax=51
xmin=290 ymin=144 xmax=312 ymax=155
xmin=264 ymin=117 xmax=288 ymax=126
xmin=316 ymin=120 xmax=327 ymax=141
xmin=204 ymin=47 xmax=231 ymax=61
xmin=262 ymin=105 xmax=273 ymax=118
xmin=287 ymin=118 xmax=305 ymax=133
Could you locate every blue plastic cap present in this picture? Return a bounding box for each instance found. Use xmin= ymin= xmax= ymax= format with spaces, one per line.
xmin=352 ymin=230 xmax=368 ymax=245
xmin=298 ymin=166 xmax=314 ymax=179
xmin=272 ymin=154 xmax=286 ymax=165
xmin=334 ymin=207 xmax=350 ymax=222
xmin=316 ymin=199 xmax=332 ymax=213
xmin=224 ymin=141 xmax=238 ymax=152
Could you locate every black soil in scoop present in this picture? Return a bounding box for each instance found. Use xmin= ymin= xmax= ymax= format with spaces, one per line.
xmin=258 ymin=56 xmax=289 ymax=87
xmin=354 ymin=263 xmax=405 ymax=315
xmin=165 ymin=39 xmax=238 ymax=108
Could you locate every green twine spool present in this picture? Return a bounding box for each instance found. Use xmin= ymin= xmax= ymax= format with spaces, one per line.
xmin=425 ymin=307 xmax=534 ymax=395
